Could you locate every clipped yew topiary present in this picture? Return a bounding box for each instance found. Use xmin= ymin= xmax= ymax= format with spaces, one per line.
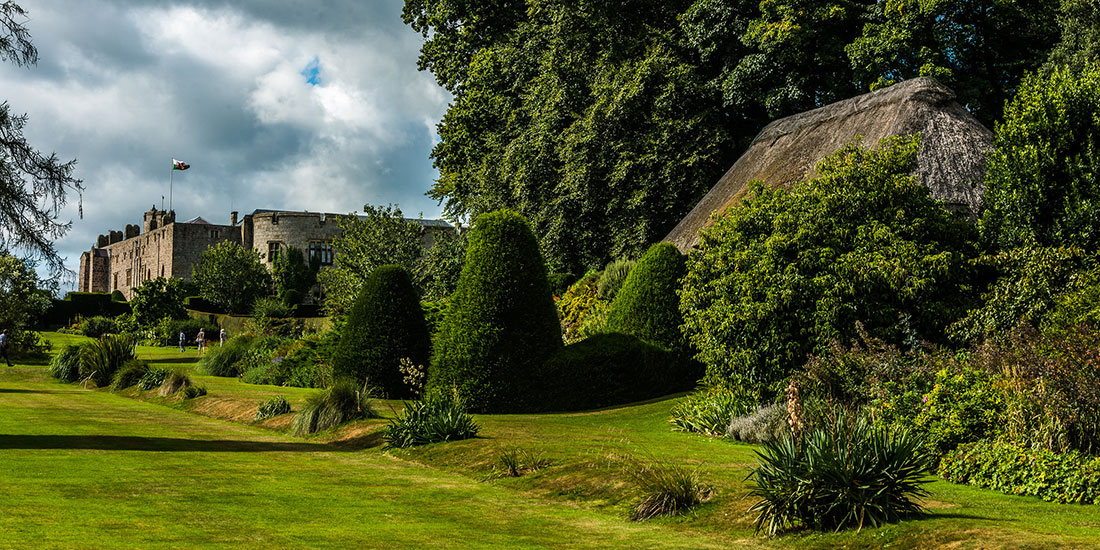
xmin=605 ymin=242 xmax=687 ymax=351
xmin=333 ymin=265 xmax=431 ymax=398
xmin=428 ymin=209 xmax=562 ymax=413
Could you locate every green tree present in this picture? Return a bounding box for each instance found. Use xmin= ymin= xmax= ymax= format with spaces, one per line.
xmin=428 ymin=210 xmax=562 ymax=412
xmin=605 ymin=242 xmax=688 ymax=352
xmin=415 ymin=229 xmax=468 ymax=302
xmin=1 ymin=2 xmax=84 ymax=276
xmin=980 ymin=65 xmax=1100 ymax=251
xmin=129 ymin=276 xmax=191 ymax=326
xmin=680 ymin=135 xmax=977 ymax=398
xmin=271 ymin=246 xmax=315 ymax=306
xmin=318 ymin=204 xmax=423 ymax=316
xmin=1046 ymin=0 xmax=1100 ymax=70
xmin=0 ymin=252 xmax=50 ymax=334
xmin=191 ymin=241 xmax=271 ymax=314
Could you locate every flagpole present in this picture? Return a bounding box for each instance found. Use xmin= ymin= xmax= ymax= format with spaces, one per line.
xmin=169 ymin=160 xmax=174 ymax=213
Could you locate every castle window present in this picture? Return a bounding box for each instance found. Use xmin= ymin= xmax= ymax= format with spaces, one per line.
xmin=210 ymin=230 xmax=220 ymax=239
xmin=309 ymin=241 xmax=334 ymax=266
xmin=268 ymin=241 xmax=283 ymax=263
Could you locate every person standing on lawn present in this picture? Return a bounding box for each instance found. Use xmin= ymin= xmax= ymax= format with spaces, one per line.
xmin=219 ymin=328 xmax=226 ymax=347
xmin=0 ymin=329 xmax=11 ymax=366
xmin=196 ymin=328 xmax=206 ymax=355
xmin=179 ymin=330 xmax=185 ymax=352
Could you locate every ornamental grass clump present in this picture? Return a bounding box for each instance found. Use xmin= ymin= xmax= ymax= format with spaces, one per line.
xmin=748 ymin=413 xmax=934 ymax=535
xmin=159 ymin=370 xmax=192 ymax=396
xmin=79 ymin=334 xmax=137 ymax=387
xmin=487 ymin=446 xmax=552 ymax=479
xmin=383 ymin=393 xmax=480 ymax=449
xmin=620 ymin=453 xmax=712 ymax=521
xmin=255 ymin=396 xmax=291 ymax=421
xmin=112 ymin=359 xmax=149 ymax=390
xmin=138 ymin=367 xmax=169 ymax=391
xmin=669 ymin=386 xmax=755 ymax=436
xmin=49 ymin=344 xmax=85 ymax=382
xmin=291 ymin=380 xmax=377 ymax=436
xmin=199 ymin=335 xmax=255 ymax=377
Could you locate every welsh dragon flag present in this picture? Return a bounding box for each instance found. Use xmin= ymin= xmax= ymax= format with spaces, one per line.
xmin=172 ymin=158 xmax=190 ymax=171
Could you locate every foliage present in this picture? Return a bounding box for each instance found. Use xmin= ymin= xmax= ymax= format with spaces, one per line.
xmin=111 ymin=359 xmax=148 ymax=390
xmin=596 ymin=258 xmax=634 ymax=301
xmin=1046 ymin=264 xmax=1100 ymax=333
xmin=605 ymin=243 xmax=687 ymax=352
xmin=0 ymin=253 xmax=51 ymax=335
xmin=980 ymin=65 xmax=1100 ymax=252
xmin=681 ymin=135 xmax=977 ymax=398
xmin=556 ymin=270 xmax=608 ymax=344
xmin=420 ymin=300 xmax=448 ymax=335
xmin=138 ymin=367 xmax=169 ymax=391
xmin=727 ymin=403 xmax=791 ymax=445
xmin=79 ymin=315 xmax=116 ymax=338
xmin=198 ymin=335 xmax=256 ymax=377
xmin=619 ymin=453 xmax=711 ymax=521
xmin=318 ymin=204 xmax=423 ymax=316
xmin=0 ymin=2 xmax=84 ymax=275
xmin=415 ymin=228 xmax=468 ymax=302
xmin=748 ymin=414 xmax=934 ymax=534
xmin=153 ymin=317 xmax=207 ymax=347
xmin=159 ymin=370 xmax=191 ymax=396
xmin=255 ymin=396 xmax=291 ymax=421
xmin=940 ymin=439 xmax=1100 ymax=504
xmin=271 ymin=246 xmax=315 ymax=307
xmin=428 ymin=210 xmax=562 ymax=413
xmin=110 ymin=290 xmax=125 ymax=302
xmin=129 ymin=277 xmax=191 ymax=326
xmin=48 ymin=343 xmax=84 ymax=382
xmin=382 ymin=392 xmax=480 ymax=449
xmin=912 ymin=364 xmax=1004 ymax=456
xmin=333 ymin=265 xmax=431 ymax=398
xmin=79 ymin=334 xmax=137 ymax=388
xmin=669 ymin=386 xmax=755 ymax=437
xmin=192 ymin=240 xmax=271 ymax=314
xmin=181 ymin=385 xmax=207 ymax=399
xmin=248 ymin=296 xmax=300 ymax=337
xmin=240 ymin=336 xmax=330 ymax=389
xmin=291 ymin=379 xmax=377 ymax=435
xmin=536 ymin=333 xmax=699 ymax=412
xmin=1046 ymin=0 xmax=1100 ymax=71
xmin=488 ymin=446 xmax=551 ymax=479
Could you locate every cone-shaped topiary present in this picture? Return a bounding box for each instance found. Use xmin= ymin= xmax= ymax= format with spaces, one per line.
xmin=605 ymin=242 xmax=687 ymax=351
xmin=428 ymin=209 xmax=563 ymax=412
xmin=333 ymin=265 xmax=431 ymax=398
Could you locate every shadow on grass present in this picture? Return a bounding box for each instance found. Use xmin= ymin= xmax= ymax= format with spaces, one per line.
xmin=0 ymin=388 xmax=86 ymax=394
xmin=144 ymin=357 xmax=200 ymax=364
xmin=0 ymin=434 xmax=360 ymax=453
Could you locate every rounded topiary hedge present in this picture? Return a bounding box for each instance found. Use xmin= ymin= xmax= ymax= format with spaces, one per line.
xmin=428 ymin=209 xmax=562 ymax=412
xmin=605 ymin=242 xmax=687 ymax=351
xmin=333 ymin=265 xmax=431 ymax=398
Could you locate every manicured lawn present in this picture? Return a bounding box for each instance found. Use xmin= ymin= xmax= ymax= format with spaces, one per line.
xmin=3 ymin=333 xmax=1099 ymax=549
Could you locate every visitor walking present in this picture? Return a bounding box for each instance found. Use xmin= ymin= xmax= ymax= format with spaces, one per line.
xmin=219 ymin=328 xmax=226 ymax=347
xmin=179 ymin=330 xmax=185 ymax=352
xmin=0 ymin=329 xmax=11 ymax=367
xmin=197 ymin=328 xmax=206 ymax=354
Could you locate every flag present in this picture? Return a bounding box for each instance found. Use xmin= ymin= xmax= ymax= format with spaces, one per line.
xmin=172 ymin=158 xmax=190 ymax=171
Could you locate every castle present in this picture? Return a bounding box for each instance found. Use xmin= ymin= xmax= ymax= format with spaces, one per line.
xmin=78 ymin=206 xmax=454 ymax=298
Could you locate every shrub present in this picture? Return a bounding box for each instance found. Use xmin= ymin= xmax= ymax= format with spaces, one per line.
xmin=939 ymin=439 xmax=1100 ymax=504
xmin=727 ymin=404 xmax=790 ymax=444
xmin=249 ymin=296 xmax=301 ymax=337
xmin=597 ymin=258 xmax=634 ymax=301
xmin=49 ymin=344 xmax=85 ymax=382
xmin=912 ymin=364 xmax=1004 ymax=456
xmin=748 ymin=414 xmax=934 ymax=534
xmin=557 ymin=270 xmax=608 ymax=344
xmin=606 ymin=243 xmax=686 ymax=352
xmin=291 ymin=380 xmax=377 ymax=435
xmin=681 ymin=135 xmax=976 ymax=399
xmin=199 ymin=335 xmax=256 ymax=377
xmin=79 ymin=335 xmax=137 ymax=387
xmin=110 ymin=290 xmax=126 ymax=302
xmin=138 ymin=368 xmax=169 ymax=391
xmin=333 ymin=265 xmax=432 ymax=398
xmin=255 ymin=396 xmax=291 ymax=421
xmin=181 ymin=385 xmax=207 ymax=399
xmin=488 ymin=446 xmax=552 ymax=479
xmin=240 ymin=336 xmax=330 ymax=388
xmin=619 ymin=453 xmax=711 ymax=521
xmin=546 ymin=272 xmax=578 ymax=298
xmin=428 ymin=209 xmax=562 ymax=413
xmin=420 ymin=301 xmax=448 ymax=335
xmin=534 ymin=333 xmax=700 ymax=412
xmin=80 ymin=315 xmax=117 ymax=338
xmin=382 ymin=392 xmax=480 ymax=448
xmin=112 ymin=359 xmax=149 ymax=390
xmin=160 ymin=370 xmax=192 ymax=396
xmin=669 ymin=386 xmax=755 ymax=437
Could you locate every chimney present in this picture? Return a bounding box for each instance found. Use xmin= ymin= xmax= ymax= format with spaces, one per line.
xmin=231 ymin=211 xmax=238 ymax=226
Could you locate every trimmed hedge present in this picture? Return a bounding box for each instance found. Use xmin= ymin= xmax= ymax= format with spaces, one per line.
xmin=940 ymin=439 xmax=1100 ymax=504
xmin=43 ymin=293 xmax=129 ymax=327
xmin=532 ymin=333 xmax=700 ymax=412
xmin=333 ymin=265 xmax=431 ymax=398
xmin=428 ymin=209 xmax=562 ymax=413
xmin=605 ymin=243 xmax=687 ymax=352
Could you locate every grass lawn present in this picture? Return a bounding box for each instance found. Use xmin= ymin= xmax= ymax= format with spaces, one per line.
xmin=2 ymin=333 xmax=1098 ymax=549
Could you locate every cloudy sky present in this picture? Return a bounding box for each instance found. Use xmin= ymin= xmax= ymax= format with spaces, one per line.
xmin=1 ymin=1 xmax=451 ymax=289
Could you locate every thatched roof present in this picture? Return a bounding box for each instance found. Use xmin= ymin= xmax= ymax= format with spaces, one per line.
xmin=664 ymin=77 xmax=993 ymax=252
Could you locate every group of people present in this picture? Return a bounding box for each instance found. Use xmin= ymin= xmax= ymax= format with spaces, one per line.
xmin=179 ymin=327 xmax=227 ymax=354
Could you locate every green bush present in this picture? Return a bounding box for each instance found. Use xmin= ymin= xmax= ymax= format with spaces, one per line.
xmin=49 ymin=344 xmax=86 ymax=382
xmin=240 ymin=336 xmax=330 ymax=388
xmin=181 ymin=385 xmax=207 ymax=399
xmin=597 ymin=258 xmax=634 ymax=301
xmin=533 ymin=333 xmax=700 ymax=412
xmin=605 ymin=243 xmax=686 ymax=352
xmin=112 ymin=359 xmax=149 ymax=390
xmin=333 ymin=265 xmax=431 ymax=398
xmin=428 ymin=209 xmax=563 ymax=413
xmin=681 ymin=135 xmax=977 ymax=399
xmin=110 ymin=290 xmax=126 ymax=302
xmin=199 ymin=335 xmax=256 ymax=377
xmin=138 ymin=368 xmax=169 ymax=391
xmin=748 ymin=414 xmax=934 ymax=534
xmin=557 ymin=270 xmax=608 ymax=344
xmin=291 ymin=380 xmax=377 ymax=435
xmin=619 ymin=453 xmax=711 ymax=521
xmin=80 ymin=316 xmax=118 ymax=338
xmin=255 ymin=396 xmax=291 ymax=421
xmin=669 ymin=386 xmax=755 ymax=437
xmin=420 ymin=301 xmax=448 ymax=334
xmin=940 ymin=439 xmax=1100 ymax=504
xmin=383 ymin=393 xmax=480 ymax=448
xmin=79 ymin=335 xmax=137 ymax=387
xmin=546 ymin=272 xmax=578 ymax=298
xmin=912 ymin=364 xmax=1004 ymax=456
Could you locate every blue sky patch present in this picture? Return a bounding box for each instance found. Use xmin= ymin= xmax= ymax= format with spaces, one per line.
xmin=301 ymin=56 xmax=322 ymax=86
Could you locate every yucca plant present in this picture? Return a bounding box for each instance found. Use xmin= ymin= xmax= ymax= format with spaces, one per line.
xmin=255 ymin=396 xmax=291 ymax=421
xmin=620 ymin=453 xmax=712 ymax=521
xmin=79 ymin=335 xmax=137 ymax=387
xmin=383 ymin=393 xmax=479 ymax=449
xmin=49 ymin=344 xmax=86 ymax=382
xmin=748 ymin=413 xmax=933 ymax=535
xmin=291 ymin=380 xmax=377 ymax=435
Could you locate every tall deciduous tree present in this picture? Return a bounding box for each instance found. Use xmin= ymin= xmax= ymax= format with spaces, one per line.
xmin=129 ymin=276 xmax=191 ymax=326
xmin=1046 ymin=0 xmax=1100 ymax=70
xmin=191 ymin=241 xmax=271 ymax=314
xmin=0 ymin=251 xmax=50 ymax=334
xmin=1 ymin=2 xmax=83 ymax=276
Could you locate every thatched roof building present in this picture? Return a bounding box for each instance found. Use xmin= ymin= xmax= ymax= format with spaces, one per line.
xmin=664 ymin=77 xmax=993 ymax=252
